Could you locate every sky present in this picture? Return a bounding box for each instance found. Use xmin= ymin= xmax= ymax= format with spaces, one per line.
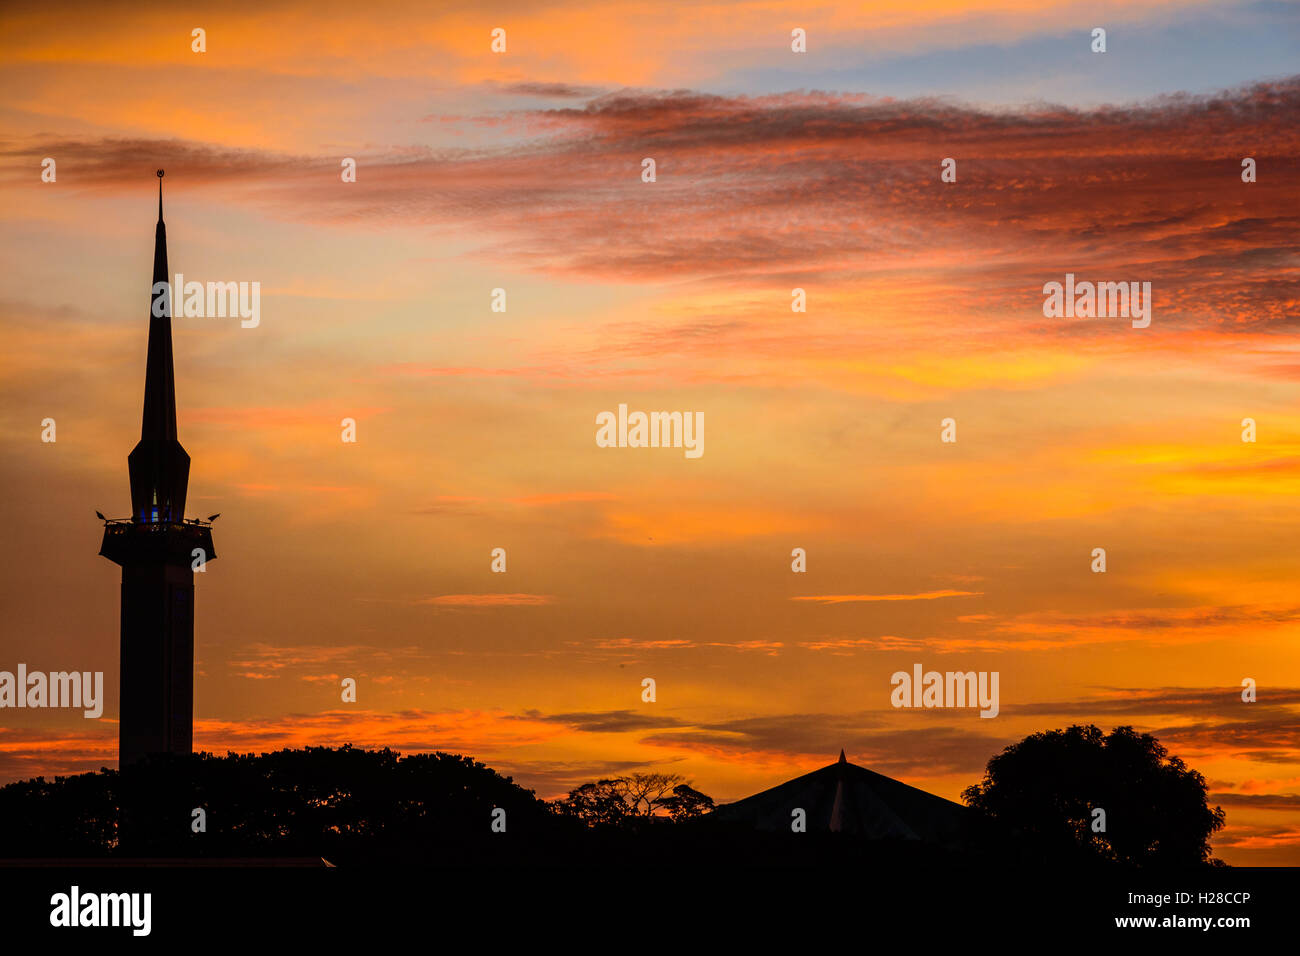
xmin=1 ymin=0 xmax=1298 ymax=864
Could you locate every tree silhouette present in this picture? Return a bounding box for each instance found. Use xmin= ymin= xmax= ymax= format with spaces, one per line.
xmin=0 ymin=751 xmax=724 ymax=861
xmin=962 ymin=725 xmax=1225 ymax=866
xmin=555 ymin=773 xmax=713 ymax=826
xmin=0 ymin=746 xmax=566 ymax=863
xmin=554 ymin=779 xmax=633 ymax=827
xmin=620 ymin=773 xmax=686 ymax=816
xmin=660 ymin=783 xmax=714 ymax=821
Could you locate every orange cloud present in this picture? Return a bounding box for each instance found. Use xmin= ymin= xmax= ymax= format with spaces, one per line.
xmin=792 ymin=590 xmax=982 ymax=604
xmin=416 ymin=594 xmax=556 ymax=607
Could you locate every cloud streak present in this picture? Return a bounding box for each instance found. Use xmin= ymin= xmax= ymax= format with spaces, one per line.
xmin=792 ymin=590 xmax=982 ymax=604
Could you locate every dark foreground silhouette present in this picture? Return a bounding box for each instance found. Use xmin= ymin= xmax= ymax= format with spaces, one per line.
xmin=964 ymin=725 xmax=1226 ymax=867
xmin=0 ymin=746 xmax=971 ymax=867
xmin=0 ymin=726 xmax=1225 ymax=869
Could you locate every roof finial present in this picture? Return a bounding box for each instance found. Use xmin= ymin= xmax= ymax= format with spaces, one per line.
xmin=157 ymin=168 xmax=164 ymax=221
xmin=838 ymin=748 xmax=846 ymax=764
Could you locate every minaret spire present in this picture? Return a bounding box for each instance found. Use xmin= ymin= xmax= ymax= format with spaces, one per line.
xmin=143 ymin=168 xmax=177 ymax=442
xmin=128 ymin=169 xmax=189 ymax=523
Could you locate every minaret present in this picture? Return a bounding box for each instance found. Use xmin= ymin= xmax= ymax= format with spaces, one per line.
xmin=829 ymin=749 xmax=849 ymax=832
xmin=100 ymin=170 xmax=216 ymax=767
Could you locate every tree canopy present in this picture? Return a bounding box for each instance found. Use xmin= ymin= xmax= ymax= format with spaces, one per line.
xmin=962 ymin=725 xmax=1225 ymax=866
xmin=0 ymin=749 xmax=717 ymax=861
xmin=554 ymin=773 xmax=714 ymax=826
xmin=0 ymin=746 xmax=560 ymax=862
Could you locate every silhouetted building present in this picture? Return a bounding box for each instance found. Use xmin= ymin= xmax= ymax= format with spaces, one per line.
xmin=713 ymin=750 xmax=968 ymax=845
xmin=100 ymin=172 xmax=216 ymax=767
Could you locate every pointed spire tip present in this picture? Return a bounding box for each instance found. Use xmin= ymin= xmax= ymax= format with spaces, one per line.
xmin=156 ymin=169 xmax=164 ymax=222
xmin=838 ymin=748 xmax=847 ymax=763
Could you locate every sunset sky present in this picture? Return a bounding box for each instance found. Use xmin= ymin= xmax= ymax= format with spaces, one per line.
xmin=1 ymin=0 xmax=1298 ymax=864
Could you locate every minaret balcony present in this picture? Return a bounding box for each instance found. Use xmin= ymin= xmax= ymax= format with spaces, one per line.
xmin=99 ymin=517 xmax=217 ymax=567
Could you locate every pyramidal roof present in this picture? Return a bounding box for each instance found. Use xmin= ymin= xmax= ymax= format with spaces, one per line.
xmin=713 ymin=750 xmax=969 ymax=845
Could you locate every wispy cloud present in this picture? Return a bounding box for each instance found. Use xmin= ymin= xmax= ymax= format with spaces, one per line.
xmin=225 ymin=643 xmax=431 ymax=680
xmin=792 ymin=590 xmax=982 ymax=604
xmin=416 ymin=593 xmax=556 ymax=607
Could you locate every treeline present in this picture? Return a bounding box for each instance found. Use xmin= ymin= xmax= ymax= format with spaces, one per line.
xmin=0 ymin=746 xmax=558 ymax=864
